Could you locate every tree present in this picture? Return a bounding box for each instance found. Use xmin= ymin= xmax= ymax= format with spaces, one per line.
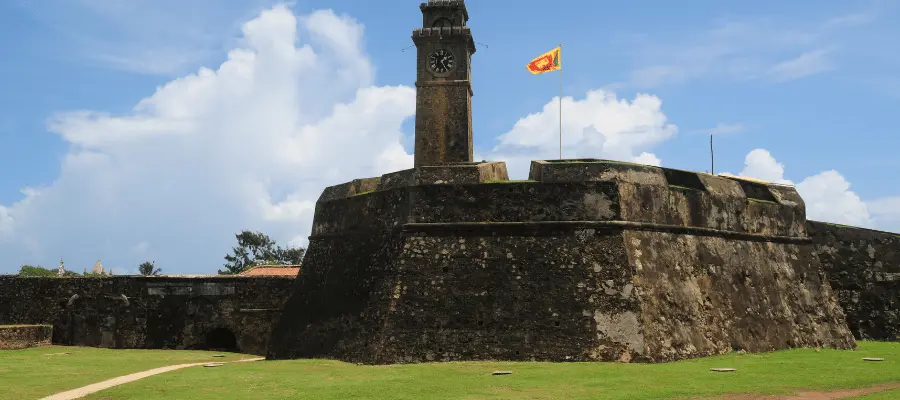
xmin=277 ymin=246 xmax=306 ymax=265
xmin=139 ymin=261 xmax=161 ymax=276
xmin=219 ymin=230 xmax=305 ymax=275
xmin=17 ymin=265 xmax=58 ymax=277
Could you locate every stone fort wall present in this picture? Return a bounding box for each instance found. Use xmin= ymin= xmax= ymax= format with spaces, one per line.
xmin=0 ymin=276 xmax=295 ymax=356
xmin=808 ymin=221 xmax=900 ymax=341
xmin=266 ymin=161 xmax=859 ymax=364
xmin=0 ymin=179 xmax=896 ymax=359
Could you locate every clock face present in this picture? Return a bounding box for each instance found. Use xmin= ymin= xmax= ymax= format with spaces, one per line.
xmin=429 ymin=49 xmax=455 ymax=74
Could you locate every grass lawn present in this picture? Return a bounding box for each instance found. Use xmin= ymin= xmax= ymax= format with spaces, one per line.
xmin=849 ymin=388 xmax=900 ymax=399
xmin=77 ymin=341 xmax=900 ymax=400
xmin=0 ymin=345 xmax=249 ymax=399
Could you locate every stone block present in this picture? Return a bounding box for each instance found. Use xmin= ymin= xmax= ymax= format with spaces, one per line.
xmin=378 ymin=161 xmax=509 ymax=191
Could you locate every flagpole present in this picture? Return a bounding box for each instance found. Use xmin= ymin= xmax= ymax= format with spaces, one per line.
xmin=558 ymin=43 xmax=562 ymax=160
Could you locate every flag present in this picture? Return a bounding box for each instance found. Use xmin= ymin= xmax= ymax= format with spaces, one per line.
xmin=526 ymin=46 xmax=561 ymax=75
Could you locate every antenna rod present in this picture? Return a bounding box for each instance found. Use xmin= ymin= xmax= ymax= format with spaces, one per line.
xmin=710 ymin=134 xmax=715 ymax=175
xmin=558 ymin=43 xmax=562 ymax=160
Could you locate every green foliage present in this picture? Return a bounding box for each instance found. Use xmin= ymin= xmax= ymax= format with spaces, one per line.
xmin=350 ymin=189 xmax=376 ymax=197
xmin=17 ymin=265 xmax=58 ymax=277
xmin=138 ymin=261 xmax=161 ymax=276
xmin=219 ymin=231 xmax=306 ymax=275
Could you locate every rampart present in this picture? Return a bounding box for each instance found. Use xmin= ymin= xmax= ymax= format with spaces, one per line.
xmin=267 ymin=160 xmax=856 ymax=364
xmin=808 ymin=221 xmax=900 ymax=341
xmin=0 ymin=324 xmax=52 ymax=350
xmin=0 ymin=276 xmax=295 ymax=355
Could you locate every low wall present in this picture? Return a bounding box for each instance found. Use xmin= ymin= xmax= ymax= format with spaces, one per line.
xmin=808 ymin=221 xmax=900 ymax=341
xmin=0 ymin=324 xmax=52 ymax=350
xmin=0 ymin=276 xmax=295 ymax=355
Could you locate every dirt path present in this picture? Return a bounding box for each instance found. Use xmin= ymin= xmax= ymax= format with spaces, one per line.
xmin=703 ymin=382 xmax=900 ymax=399
xmin=40 ymin=357 xmax=264 ymax=400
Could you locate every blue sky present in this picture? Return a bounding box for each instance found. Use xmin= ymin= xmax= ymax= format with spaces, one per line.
xmin=1 ymin=0 xmax=898 ymax=274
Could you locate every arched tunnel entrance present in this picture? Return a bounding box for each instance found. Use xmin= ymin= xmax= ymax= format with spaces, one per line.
xmin=198 ymin=327 xmax=240 ymax=353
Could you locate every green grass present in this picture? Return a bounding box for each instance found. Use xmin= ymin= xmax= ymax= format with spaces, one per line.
xmin=747 ymin=198 xmax=779 ymax=204
xmin=349 ymin=189 xmax=377 ymax=197
xmin=483 ymin=180 xmax=537 ymax=184
xmin=78 ymin=342 xmax=900 ymax=400
xmin=0 ymin=345 xmax=249 ymax=399
xmin=544 ymin=159 xmax=642 ymax=166
xmin=668 ymin=184 xmax=702 ymax=191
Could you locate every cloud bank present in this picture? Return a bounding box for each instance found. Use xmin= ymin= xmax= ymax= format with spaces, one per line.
xmin=0 ymin=6 xmax=414 ymax=274
xmin=734 ymin=149 xmax=874 ymax=228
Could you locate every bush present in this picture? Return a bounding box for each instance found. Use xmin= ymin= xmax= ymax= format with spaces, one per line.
xmin=17 ymin=265 xmax=58 ymax=277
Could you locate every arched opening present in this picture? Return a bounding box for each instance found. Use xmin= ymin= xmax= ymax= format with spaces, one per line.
xmin=432 ymin=17 xmax=452 ymax=28
xmin=200 ymin=328 xmax=239 ymax=353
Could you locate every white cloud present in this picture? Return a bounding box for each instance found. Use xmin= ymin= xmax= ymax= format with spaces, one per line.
xmin=826 ymin=12 xmax=878 ymax=28
xmin=702 ymin=122 xmax=745 ymax=136
xmin=0 ymin=6 xmax=415 ymax=274
xmin=16 ymin=0 xmax=282 ymax=75
xmin=866 ymin=197 xmax=900 ymax=231
xmin=796 ymin=170 xmax=872 ymax=227
xmin=734 ymin=149 xmax=874 ymax=228
xmin=619 ymin=9 xmax=871 ymax=88
xmin=633 ymin=152 xmax=662 ymax=167
xmin=738 ymin=149 xmax=794 ymax=185
xmin=0 ymin=205 xmax=13 ymax=238
xmin=489 ymin=90 xmax=677 ymax=178
xmin=131 ymin=241 xmax=150 ymax=254
xmin=769 ymin=48 xmax=834 ymax=82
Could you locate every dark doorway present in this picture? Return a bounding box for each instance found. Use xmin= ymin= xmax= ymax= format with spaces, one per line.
xmin=65 ymin=297 xmax=102 ymax=347
xmin=201 ymin=328 xmax=239 ymax=352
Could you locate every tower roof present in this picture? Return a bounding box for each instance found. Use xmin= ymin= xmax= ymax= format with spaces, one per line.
xmin=91 ymin=260 xmax=105 ymax=274
xmin=420 ymin=0 xmax=469 ymax=20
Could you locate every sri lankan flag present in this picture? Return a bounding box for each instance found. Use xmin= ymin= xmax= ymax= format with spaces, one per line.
xmin=526 ymin=46 xmax=561 ymax=74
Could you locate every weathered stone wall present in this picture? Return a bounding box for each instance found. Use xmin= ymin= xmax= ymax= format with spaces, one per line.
xmin=268 ymin=160 xmax=856 ymax=363
xmin=808 ymin=221 xmax=900 ymax=340
xmin=0 ymin=324 xmax=52 ymax=350
xmin=0 ymin=276 xmax=295 ymax=355
xmin=627 ymin=231 xmax=853 ymax=361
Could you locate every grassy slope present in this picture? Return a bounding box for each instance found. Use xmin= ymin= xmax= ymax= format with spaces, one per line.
xmin=0 ymin=346 xmax=247 ymax=399
xmin=85 ymin=342 xmax=900 ymax=400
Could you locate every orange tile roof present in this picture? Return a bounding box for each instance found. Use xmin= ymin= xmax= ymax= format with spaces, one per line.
xmin=239 ymin=265 xmax=301 ymax=277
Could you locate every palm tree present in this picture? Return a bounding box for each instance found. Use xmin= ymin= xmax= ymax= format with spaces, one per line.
xmin=138 ymin=261 xmax=161 ymax=276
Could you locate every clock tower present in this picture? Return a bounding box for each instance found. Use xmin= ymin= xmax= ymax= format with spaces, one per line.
xmin=412 ymin=0 xmax=476 ymax=167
